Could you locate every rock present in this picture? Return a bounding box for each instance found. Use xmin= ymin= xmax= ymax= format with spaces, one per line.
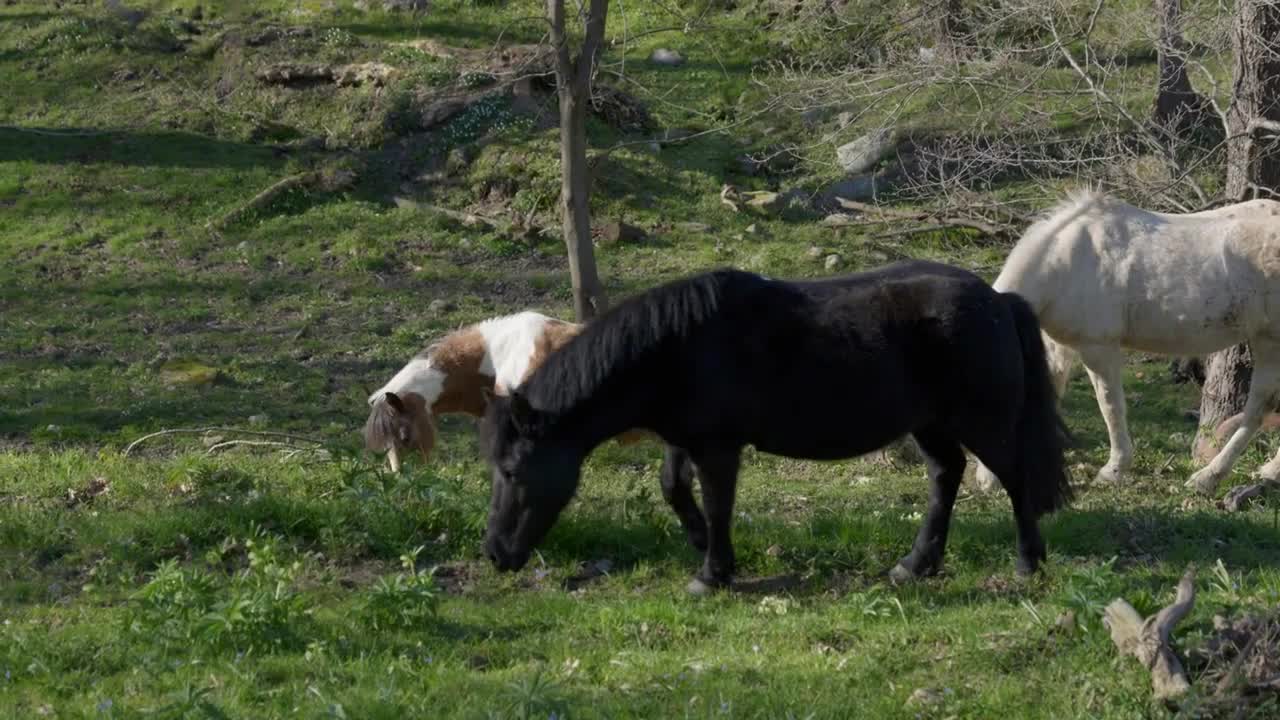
xmin=823 ymin=254 xmax=843 ymax=271
xmin=676 ymin=222 xmax=712 ymax=234
xmin=744 ymin=223 xmax=763 ymax=236
xmin=248 ymin=414 xmax=270 ymax=427
xmin=835 ymin=110 xmax=855 ymax=128
xmin=599 ymin=220 xmax=646 ymax=245
xmin=906 ymin=687 xmax=948 ymax=708
xmin=428 ymin=299 xmax=456 ymax=314
xmin=806 ymin=246 xmax=825 ymax=259
xmin=818 ymin=171 xmax=898 ymax=207
xmin=836 ymin=127 xmax=898 ymax=174
xmin=743 ymin=191 xmax=783 ymax=213
xmin=649 ymin=48 xmax=685 ymax=67
xmin=766 ymin=544 xmax=783 ymax=557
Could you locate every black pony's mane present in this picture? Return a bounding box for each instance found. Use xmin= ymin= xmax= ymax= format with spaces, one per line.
xmin=521 ymin=268 xmax=758 ymax=413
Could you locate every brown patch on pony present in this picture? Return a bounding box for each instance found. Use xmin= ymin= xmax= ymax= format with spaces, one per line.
xmin=518 ymin=319 xmax=584 ymax=388
xmin=429 ymin=328 xmax=493 ymax=416
xmin=364 ymin=391 xmax=436 ymax=461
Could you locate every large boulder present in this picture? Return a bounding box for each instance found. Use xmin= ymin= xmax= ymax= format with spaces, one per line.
xmin=836 ymin=127 xmax=899 ymax=175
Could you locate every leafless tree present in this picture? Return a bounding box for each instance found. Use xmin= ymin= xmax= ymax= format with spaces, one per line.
xmin=1197 ymin=0 xmax=1280 ymax=449
xmin=1152 ymin=0 xmax=1211 ymax=137
xmin=549 ymin=0 xmax=609 ymax=321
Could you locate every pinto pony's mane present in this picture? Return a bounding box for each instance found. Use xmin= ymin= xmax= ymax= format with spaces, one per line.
xmin=519 ymin=269 xmax=747 ymax=413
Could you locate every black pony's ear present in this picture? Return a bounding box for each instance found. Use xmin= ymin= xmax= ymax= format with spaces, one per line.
xmin=510 ymin=390 xmax=537 ymax=433
xmin=384 ymin=391 xmax=407 ymax=414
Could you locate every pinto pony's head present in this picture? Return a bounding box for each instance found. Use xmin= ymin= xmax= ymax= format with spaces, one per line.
xmin=478 ymin=390 xmax=582 ymax=572
xmin=363 ymin=390 xmax=436 ymax=472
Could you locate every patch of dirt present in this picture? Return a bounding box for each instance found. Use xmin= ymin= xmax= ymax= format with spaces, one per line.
xmin=429 ymin=561 xmax=475 ymax=595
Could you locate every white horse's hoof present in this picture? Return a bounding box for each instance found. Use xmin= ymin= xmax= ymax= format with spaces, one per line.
xmin=1094 ymin=465 xmax=1126 ymax=484
xmin=1186 ymin=468 xmax=1219 ymax=496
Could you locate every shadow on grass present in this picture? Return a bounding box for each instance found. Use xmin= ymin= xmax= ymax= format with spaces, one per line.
xmin=0 ymin=127 xmax=283 ymax=170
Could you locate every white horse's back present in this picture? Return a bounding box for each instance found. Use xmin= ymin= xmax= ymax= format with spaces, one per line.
xmin=995 ymin=191 xmax=1280 ymax=355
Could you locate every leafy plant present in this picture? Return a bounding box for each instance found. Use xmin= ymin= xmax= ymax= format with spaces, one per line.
xmin=362 ymin=546 xmax=441 ymax=630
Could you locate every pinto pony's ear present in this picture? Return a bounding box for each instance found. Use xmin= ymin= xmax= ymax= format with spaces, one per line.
xmin=510 ymin=390 xmax=537 ymax=434
xmin=384 ymin=391 xmax=407 ymax=414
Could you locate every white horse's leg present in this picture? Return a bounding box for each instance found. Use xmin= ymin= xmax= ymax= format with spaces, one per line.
xmin=972 ymin=332 xmax=1078 ymax=492
xmin=1188 ymin=347 xmax=1280 ymax=495
xmin=1077 ymin=346 xmax=1133 ymax=484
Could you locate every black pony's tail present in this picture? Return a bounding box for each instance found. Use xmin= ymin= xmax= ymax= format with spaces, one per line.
xmin=1003 ymin=292 xmax=1074 ymax=517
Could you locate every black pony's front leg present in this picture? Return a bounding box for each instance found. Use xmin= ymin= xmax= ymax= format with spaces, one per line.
xmin=686 ymin=448 xmax=741 ymax=595
xmin=659 ymin=445 xmax=708 ymax=552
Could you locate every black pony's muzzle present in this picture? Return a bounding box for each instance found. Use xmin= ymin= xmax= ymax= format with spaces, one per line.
xmin=484 ymin=536 xmax=529 ymax=572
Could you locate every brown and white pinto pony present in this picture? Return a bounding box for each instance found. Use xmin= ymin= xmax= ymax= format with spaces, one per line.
xmin=364 ymin=311 xmax=645 ymax=471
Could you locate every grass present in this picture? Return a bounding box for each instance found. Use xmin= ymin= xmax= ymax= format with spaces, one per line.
xmin=2 ymin=1 xmax=1279 ymax=718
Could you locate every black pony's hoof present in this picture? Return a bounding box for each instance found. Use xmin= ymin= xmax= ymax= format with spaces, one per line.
xmin=686 ymin=576 xmax=729 ymax=596
xmin=1014 ymin=559 xmax=1040 ymax=578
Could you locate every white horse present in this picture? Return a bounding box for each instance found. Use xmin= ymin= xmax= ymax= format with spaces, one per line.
xmin=973 ymin=190 xmax=1280 ymax=495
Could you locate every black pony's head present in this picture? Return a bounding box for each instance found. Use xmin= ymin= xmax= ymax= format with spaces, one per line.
xmin=478 ymin=390 xmax=583 ymax=572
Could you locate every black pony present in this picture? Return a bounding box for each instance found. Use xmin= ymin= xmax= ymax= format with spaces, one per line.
xmin=479 ymin=261 xmax=1073 ymax=592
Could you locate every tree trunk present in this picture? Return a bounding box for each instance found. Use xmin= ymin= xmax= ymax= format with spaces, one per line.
xmin=557 ymin=89 xmax=607 ymax=321
xmin=1151 ymin=0 xmax=1210 ymax=136
xmin=1224 ymin=0 xmax=1280 ymax=199
xmin=1197 ymin=0 xmax=1280 ymax=458
xmin=549 ymin=0 xmax=609 ymax=322
xmin=1194 ymin=344 xmax=1252 ymax=460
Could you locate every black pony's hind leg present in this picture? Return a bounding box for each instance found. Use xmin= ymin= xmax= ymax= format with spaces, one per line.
xmin=965 ymin=436 xmax=1046 ymax=576
xmin=660 ymin=445 xmax=708 ymax=553
xmin=890 ymin=429 xmax=965 ymax=582
xmin=686 ymin=448 xmax=742 ymax=595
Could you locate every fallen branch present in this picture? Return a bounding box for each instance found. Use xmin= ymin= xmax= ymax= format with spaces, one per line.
xmin=124 ymin=427 xmax=326 ymax=458
xmin=1104 ymin=565 xmax=1196 ymax=700
xmin=206 ymin=171 xmax=318 ymax=231
xmin=834 ymin=198 xmax=1013 ymax=238
xmin=205 ymin=439 xmax=327 ymax=456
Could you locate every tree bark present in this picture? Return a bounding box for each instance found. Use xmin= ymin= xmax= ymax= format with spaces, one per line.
xmin=1224 ymin=0 xmax=1280 ymax=199
xmin=549 ymin=0 xmax=609 ymax=322
xmin=1151 ymin=0 xmax=1210 ymax=136
xmin=1197 ymin=0 xmax=1280 ymax=457
xmin=1195 ymin=344 xmax=1253 ymax=459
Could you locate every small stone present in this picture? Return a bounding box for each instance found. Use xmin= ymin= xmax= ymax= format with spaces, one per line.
xmin=46 ymin=424 xmax=61 ymax=433
xmin=806 ymin=246 xmax=825 ymax=259
xmin=835 ymin=111 xmax=855 ymax=128
xmin=906 ymin=687 xmax=947 ymax=707
xmin=428 ymin=299 xmax=456 ymax=314
xmin=649 ymin=48 xmax=685 ymax=66
xmin=745 ymin=223 xmax=760 ymax=235
xmin=237 ymin=241 xmax=250 ymax=252
xmin=201 ymin=434 xmax=227 ymax=448
xmin=599 ymin=220 xmax=646 ymax=245
xmin=765 ymin=544 xmax=783 ymax=557
xmin=248 ymin=414 xmax=269 ymax=427
xmin=824 ymin=253 xmax=843 ymax=271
